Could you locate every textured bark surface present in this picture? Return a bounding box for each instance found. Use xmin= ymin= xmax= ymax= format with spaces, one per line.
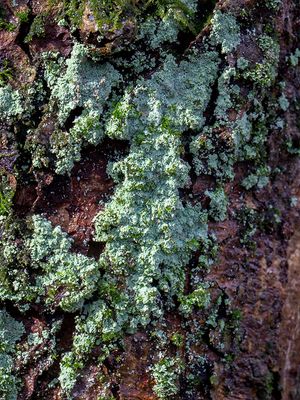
xmin=0 ymin=0 xmax=300 ymax=399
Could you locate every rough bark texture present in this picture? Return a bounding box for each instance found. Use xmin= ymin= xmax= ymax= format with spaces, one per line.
xmin=0 ymin=0 xmax=299 ymax=399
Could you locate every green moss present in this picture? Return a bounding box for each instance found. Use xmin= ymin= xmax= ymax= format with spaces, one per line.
xmin=24 ymin=14 xmax=47 ymax=42
xmin=51 ymin=0 xmax=199 ymax=35
xmin=0 ymin=177 xmax=14 ymax=216
xmin=170 ymin=332 xmax=184 ymax=347
xmin=179 ymin=283 xmax=211 ymax=316
xmin=0 ymin=60 xmax=13 ymax=86
xmin=54 ymin=0 xmax=85 ymax=28
xmin=244 ymin=35 xmax=279 ymax=87
xmin=16 ymin=10 xmax=29 ymax=23
xmin=0 ymin=5 xmax=16 ymax=31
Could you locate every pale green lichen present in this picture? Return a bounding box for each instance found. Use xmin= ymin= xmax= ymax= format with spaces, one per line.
xmin=137 ymin=0 xmax=198 ymax=49
xmin=265 ymin=0 xmax=281 ymax=10
xmin=214 ymin=67 xmax=239 ymax=122
xmin=179 ymin=282 xmax=211 ymax=316
xmin=0 ymin=2 xmax=285 ymax=396
xmin=0 ymin=309 xmax=24 ymax=400
xmin=28 ymin=215 xmax=99 ymax=312
xmin=279 ymin=93 xmax=289 ymax=111
xmin=289 ymin=48 xmax=300 ymax=67
xmin=105 ymin=50 xmax=220 ymax=140
xmin=1 ymin=214 xmax=100 ymax=311
xmin=152 ymin=357 xmax=183 ymax=399
xmin=244 ymin=35 xmax=280 ymax=87
xmin=58 ymin=47 xmax=221 ymax=394
xmin=0 ymin=217 xmax=36 ymax=306
xmin=205 ymin=187 xmax=228 ymax=222
xmin=242 ymin=165 xmax=271 ymax=190
xmin=45 ymin=43 xmax=121 ymax=174
xmin=237 ymin=57 xmax=249 ymax=70
xmin=191 ymin=28 xmax=278 ymax=186
xmin=210 ymin=10 xmax=240 ymax=54
xmin=0 ymin=85 xmax=23 ymax=121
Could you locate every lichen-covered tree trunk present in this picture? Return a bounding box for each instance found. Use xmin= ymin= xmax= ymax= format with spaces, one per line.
xmin=0 ymin=0 xmax=299 ymax=399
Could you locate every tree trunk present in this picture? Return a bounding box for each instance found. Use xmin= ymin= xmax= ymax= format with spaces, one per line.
xmin=0 ymin=0 xmax=299 ymax=399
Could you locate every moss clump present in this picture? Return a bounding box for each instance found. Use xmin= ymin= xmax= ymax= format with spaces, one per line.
xmin=15 ymin=10 xmax=30 ymax=23
xmin=51 ymin=0 xmax=199 ymax=34
xmin=0 ymin=5 xmax=16 ymax=32
xmin=24 ymin=14 xmax=47 ymax=43
xmin=0 ymin=60 xmax=13 ymax=87
xmin=0 ymin=177 xmax=14 ymax=216
xmin=179 ymin=283 xmax=211 ymax=316
xmin=244 ymin=35 xmax=280 ymax=87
